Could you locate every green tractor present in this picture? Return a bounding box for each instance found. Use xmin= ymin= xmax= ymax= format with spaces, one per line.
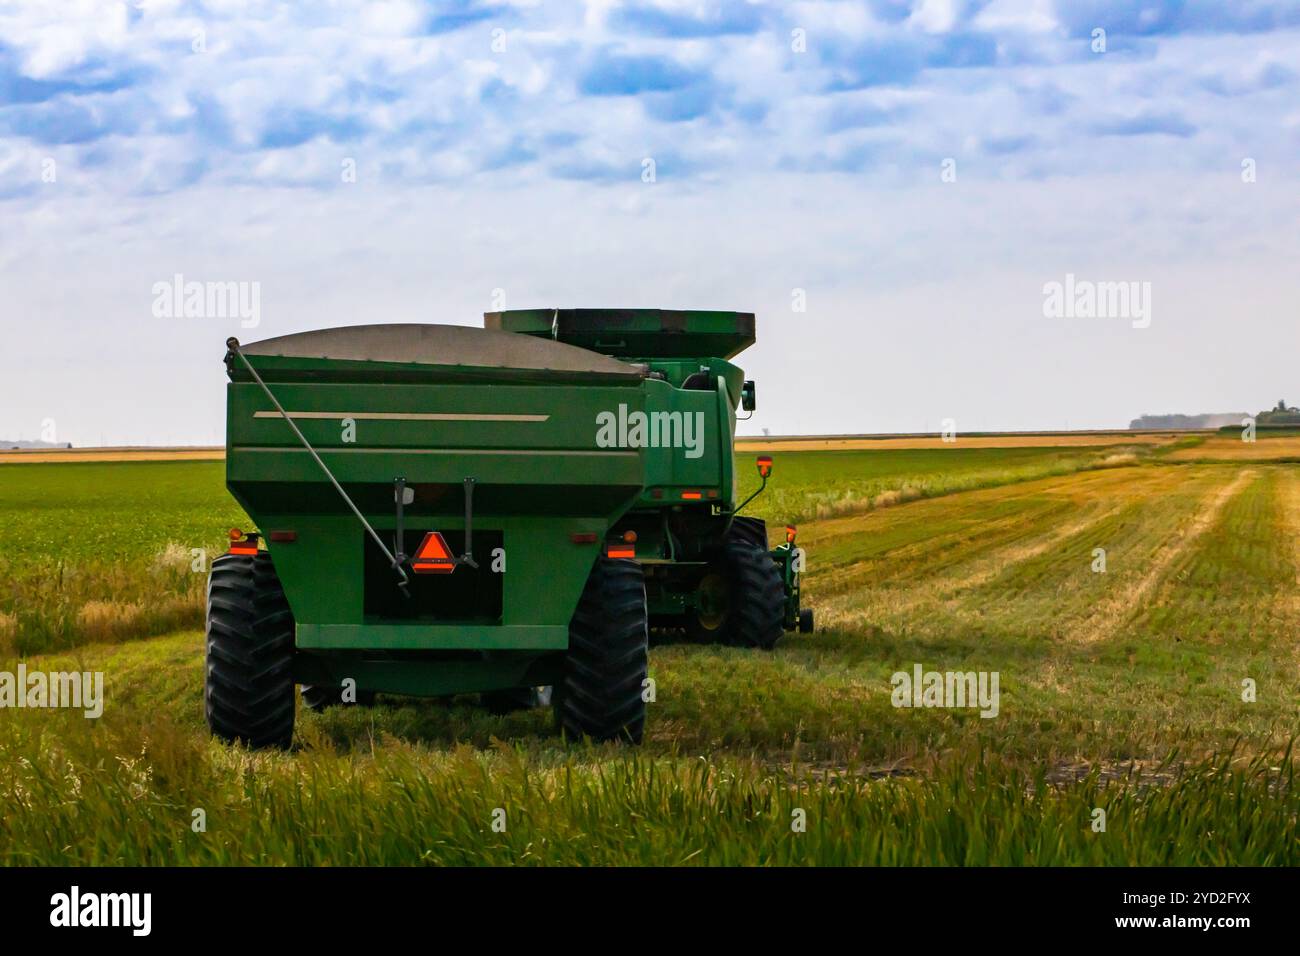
xmin=206 ymin=309 xmax=812 ymax=749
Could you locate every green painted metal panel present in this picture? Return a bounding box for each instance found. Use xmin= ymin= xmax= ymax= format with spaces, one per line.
xmin=296 ymin=623 xmax=569 ymax=651
xmin=228 ymin=381 xmax=644 ymax=450
xmin=259 ymin=514 xmax=608 ymax=632
xmin=632 ymin=378 xmax=723 ymax=494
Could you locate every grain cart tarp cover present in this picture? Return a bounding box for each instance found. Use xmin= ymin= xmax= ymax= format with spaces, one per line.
xmin=223 ymin=323 xmax=648 ymax=662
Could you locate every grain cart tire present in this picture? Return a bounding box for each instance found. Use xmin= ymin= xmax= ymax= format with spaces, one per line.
xmin=205 ymin=552 xmax=296 ymax=749
xmin=554 ymin=558 xmax=648 ymax=744
xmin=685 ymin=537 xmax=785 ymax=650
xmin=300 ymin=684 xmax=377 ymax=711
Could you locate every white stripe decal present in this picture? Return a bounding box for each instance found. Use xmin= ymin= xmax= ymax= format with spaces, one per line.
xmin=253 ymin=411 xmax=549 ymax=423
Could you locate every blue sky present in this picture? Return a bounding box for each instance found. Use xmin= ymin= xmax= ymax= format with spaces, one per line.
xmin=1 ymin=0 xmax=1298 ymax=444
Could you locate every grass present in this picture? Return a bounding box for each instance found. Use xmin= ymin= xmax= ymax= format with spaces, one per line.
xmin=0 ymin=461 xmax=243 ymax=654
xmin=2 ymin=441 xmax=1299 ymax=865
xmin=1 ymin=634 xmax=1295 ymax=865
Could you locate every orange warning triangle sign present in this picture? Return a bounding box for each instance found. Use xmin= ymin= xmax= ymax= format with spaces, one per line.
xmin=412 ymin=531 xmax=456 ymax=574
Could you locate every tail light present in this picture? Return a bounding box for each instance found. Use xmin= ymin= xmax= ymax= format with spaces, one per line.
xmin=229 ymin=529 xmax=259 ymax=556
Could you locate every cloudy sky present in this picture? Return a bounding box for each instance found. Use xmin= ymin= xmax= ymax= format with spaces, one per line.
xmin=1 ymin=0 xmax=1298 ymax=445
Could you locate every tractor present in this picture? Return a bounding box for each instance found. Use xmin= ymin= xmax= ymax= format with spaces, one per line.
xmin=206 ymin=309 xmax=811 ymax=748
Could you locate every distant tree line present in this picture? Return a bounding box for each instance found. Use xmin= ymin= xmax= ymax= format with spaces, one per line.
xmin=1130 ymin=400 xmax=1299 ymax=430
xmin=1128 ymin=412 xmax=1245 ymax=430
xmin=1257 ymin=400 xmax=1300 ymax=425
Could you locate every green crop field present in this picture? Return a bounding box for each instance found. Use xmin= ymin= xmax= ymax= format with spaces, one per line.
xmin=0 ymin=461 xmax=245 ymax=653
xmin=2 ymin=436 xmax=1298 ymax=865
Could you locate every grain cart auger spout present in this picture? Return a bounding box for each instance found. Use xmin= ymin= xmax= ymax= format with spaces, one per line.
xmin=206 ymin=313 xmax=811 ymax=750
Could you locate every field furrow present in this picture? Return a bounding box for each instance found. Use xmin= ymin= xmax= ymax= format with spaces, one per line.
xmin=1058 ymin=468 xmax=1257 ymax=644
xmin=805 ymin=465 xmax=1159 ymax=595
xmin=807 ymin=465 xmax=1234 ymax=645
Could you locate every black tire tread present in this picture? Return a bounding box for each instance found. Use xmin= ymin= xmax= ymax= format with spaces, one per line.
xmin=684 ymin=520 xmax=786 ymax=649
xmin=723 ymin=539 xmax=786 ymax=649
xmin=205 ymin=552 xmax=295 ymax=749
xmin=728 ymin=515 xmax=770 ymax=551
xmin=555 ymin=558 xmax=648 ymax=743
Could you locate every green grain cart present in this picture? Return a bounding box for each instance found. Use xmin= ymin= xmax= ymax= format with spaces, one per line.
xmin=207 ymin=309 xmax=811 ymax=748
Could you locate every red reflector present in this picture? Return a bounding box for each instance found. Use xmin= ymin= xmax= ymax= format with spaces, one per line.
xmin=681 ymin=491 xmax=702 ymax=500
xmin=607 ymin=546 xmax=636 ymax=559
xmin=412 ymin=531 xmax=456 ymax=574
xmin=269 ymin=530 xmax=297 ymax=543
xmin=570 ymin=532 xmax=598 ymax=544
xmin=229 ymin=546 xmax=258 ymax=556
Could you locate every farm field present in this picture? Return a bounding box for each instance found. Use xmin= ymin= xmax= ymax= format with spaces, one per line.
xmin=0 ymin=437 xmax=1162 ymax=655
xmin=1 ymin=434 xmax=1298 ymax=865
xmin=1163 ymin=431 xmax=1300 ymax=462
xmin=735 ymin=431 xmax=1184 ymax=452
xmin=0 ymin=447 xmax=224 ymax=464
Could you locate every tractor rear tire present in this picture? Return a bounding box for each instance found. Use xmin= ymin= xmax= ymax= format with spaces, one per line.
xmin=554 ymin=558 xmax=648 ymax=744
xmin=300 ymin=684 xmax=377 ymax=711
xmin=685 ymin=535 xmax=785 ymax=650
xmin=205 ymin=551 xmax=296 ymax=749
xmin=728 ymin=515 xmax=770 ymax=551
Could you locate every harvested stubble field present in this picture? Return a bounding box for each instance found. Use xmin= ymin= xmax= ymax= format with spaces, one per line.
xmin=1 ymin=433 xmax=1298 ymax=865
xmin=735 ymin=430 xmax=1184 ymax=453
xmin=0 ymin=447 xmax=224 ymax=465
xmin=1163 ymin=431 xmax=1300 ymax=462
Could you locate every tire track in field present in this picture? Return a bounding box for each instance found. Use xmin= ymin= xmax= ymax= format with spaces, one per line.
xmin=1063 ymin=468 xmax=1258 ymax=644
xmin=922 ymin=467 xmax=1191 ymax=599
xmin=822 ymin=501 xmax=1127 ymax=629
xmin=815 ymin=467 xmax=1169 ymax=630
